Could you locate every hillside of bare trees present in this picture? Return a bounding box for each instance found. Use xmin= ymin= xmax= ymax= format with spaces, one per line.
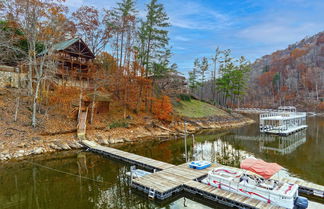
xmin=244 ymin=31 xmax=324 ymax=111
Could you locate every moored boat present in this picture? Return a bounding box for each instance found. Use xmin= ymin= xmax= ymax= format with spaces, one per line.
xmin=202 ymin=167 xmax=308 ymax=209
xmin=126 ymin=166 xmax=152 ymax=178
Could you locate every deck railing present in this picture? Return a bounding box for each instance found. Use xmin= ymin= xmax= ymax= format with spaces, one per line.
xmin=260 ymin=112 xmax=306 ymax=119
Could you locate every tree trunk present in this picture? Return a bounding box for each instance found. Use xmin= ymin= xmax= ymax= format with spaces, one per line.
xmin=145 ymin=32 xmax=152 ymax=78
xmin=14 ymin=96 xmax=20 ymax=122
xmin=315 ymin=82 xmax=319 ymax=101
xmin=123 ymin=86 xmax=127 ymax=119
xmin=32 ymin=80 xmax=40 ymax=127
xmin=136 ymin=83 xmax=143 ymax=113
xmin=90 ymin=90 xmax=96 ymax=124
xmin=28 ymin=60 xmax=33 ymax=95
xmin=120 ymin=29 xmax=124 ymax=68
xmin=78 ymin=89 xmax=83 ymax=122
xmin=116 ymin=33 xmax=120 ymax=65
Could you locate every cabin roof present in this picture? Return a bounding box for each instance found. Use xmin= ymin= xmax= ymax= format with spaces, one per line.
xmin=85 ymin=92 xmax=112 ymax=102
xmin=53 ymin=38 xmax=80 ymax=51
xmin=39 ymin=38 xmax=95 ymax=59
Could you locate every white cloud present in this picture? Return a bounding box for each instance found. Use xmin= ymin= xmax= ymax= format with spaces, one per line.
xmin=173 ymin=46 xmax=186 ymax=50
xmin=173 ymin=35 xmax=190 ymax=42
xmin=237 ymin=16 xmax=324 ymax=45
xmin=164 ymin=0 xmax=232 ymax=30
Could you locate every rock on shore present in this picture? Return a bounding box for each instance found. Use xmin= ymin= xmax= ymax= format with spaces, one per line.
xmin=0 ymin=116 xmax=254 ymax=161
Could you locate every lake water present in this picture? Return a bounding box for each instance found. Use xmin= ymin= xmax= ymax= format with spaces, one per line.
xmin=0 ymin=116 xmax=323 ymax=209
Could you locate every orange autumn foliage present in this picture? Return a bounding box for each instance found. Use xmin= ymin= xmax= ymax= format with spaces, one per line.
xmin=291 ymin=48 xmax=308 ymax=59
xmin=257 ymin=71 xmax=276 ymax=87
xmin=152 ymin=96 xmax=173 ymax=121
xmin=48 ymin=86 xmax=80 ymax=112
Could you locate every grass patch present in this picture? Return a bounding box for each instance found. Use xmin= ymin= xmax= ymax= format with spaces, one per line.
xmin=174 ymin=99 xmax=228 ymax=118
xmin=108 ymin=120 xmax=129 ymax=129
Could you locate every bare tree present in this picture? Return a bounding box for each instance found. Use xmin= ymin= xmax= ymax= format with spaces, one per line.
xmin=72 ymin=6 xmax=111 ymax=56
xmin=2 ymin=0 xmax=72 ymax=127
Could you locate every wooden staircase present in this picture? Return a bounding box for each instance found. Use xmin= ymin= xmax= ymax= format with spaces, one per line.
xmin=77 ymin=107 xmax=88 ymax=139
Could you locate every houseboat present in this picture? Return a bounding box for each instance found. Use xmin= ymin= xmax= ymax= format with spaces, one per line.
xmin=259 ymin=106 xmax=307 ymax=136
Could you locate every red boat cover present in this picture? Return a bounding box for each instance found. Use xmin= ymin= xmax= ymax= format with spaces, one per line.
xmin=240 ymin=158 xmax=283 ymax=179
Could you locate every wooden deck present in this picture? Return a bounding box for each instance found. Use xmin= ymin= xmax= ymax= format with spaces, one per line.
xmin=132 ymin=163 xmax=216 ymax=194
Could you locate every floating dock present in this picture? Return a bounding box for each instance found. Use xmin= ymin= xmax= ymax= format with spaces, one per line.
xmin=82 ymin=140 xmax=324 ymax=208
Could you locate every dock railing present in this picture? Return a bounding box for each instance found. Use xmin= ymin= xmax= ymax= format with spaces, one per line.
xmin=260 ymin=112 xmax=306 ymax=119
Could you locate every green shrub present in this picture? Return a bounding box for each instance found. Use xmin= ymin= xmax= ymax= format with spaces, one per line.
xmin=177 ymin=94 xmax=191 ymax=101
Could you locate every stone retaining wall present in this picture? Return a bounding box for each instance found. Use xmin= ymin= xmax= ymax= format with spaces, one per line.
xmin=0 ymin=68 xmax=27 ymax=88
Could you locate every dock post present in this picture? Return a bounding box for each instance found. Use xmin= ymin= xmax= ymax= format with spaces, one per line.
xmin=192 ymin=134 xmax=195 ymax=148
xmin=184 ymin=121 xmax=188 ymax=163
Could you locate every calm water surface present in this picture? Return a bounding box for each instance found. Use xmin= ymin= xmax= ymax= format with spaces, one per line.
xmin=0 ymin=116 xmax=323 ymax=209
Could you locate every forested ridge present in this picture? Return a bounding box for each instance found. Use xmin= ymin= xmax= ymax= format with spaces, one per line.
xmin=245 ymin=31 xmax=324 ymax=111
xmin=187 ymin=32 xmax=324 ymax=112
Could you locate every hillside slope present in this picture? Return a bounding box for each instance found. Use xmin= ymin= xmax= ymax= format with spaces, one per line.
xmin=174 ymin=99 xmax=229 ymax=118
xmin=245 ymin=31 xmax=324 ymax=111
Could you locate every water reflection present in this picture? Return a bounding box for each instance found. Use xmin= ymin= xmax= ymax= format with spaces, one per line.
xmin=0 ymin=151 xmax=217 ymax=209
xmin=192 ymin=138 xmax=253 ymax=167
xmin=259 ymin=130 xmax=306 ymax=155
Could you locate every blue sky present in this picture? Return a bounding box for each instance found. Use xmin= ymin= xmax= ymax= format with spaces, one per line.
xmin=66 ymin=0 xmax=324 ymax=75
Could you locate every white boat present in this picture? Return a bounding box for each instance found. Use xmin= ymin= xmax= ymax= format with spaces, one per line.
xmin=126 ymin=166 xmax=152 ymax=179
xmin=202 ymin=167 xmax=308 ymax=209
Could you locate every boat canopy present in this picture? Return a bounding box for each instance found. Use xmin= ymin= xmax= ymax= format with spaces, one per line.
xmin=240 ymin=158 xmax=283 ymax=179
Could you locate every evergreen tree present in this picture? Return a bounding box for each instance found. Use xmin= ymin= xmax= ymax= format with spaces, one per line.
xmin=110 ymin=0 xmax=137 ymax=67
xmin=188 ymin=58 xmax=200 ymax=94
xmin=199 ymin=56 xmax=209 ymax=100
xmin=211 ymin=47 xmax=221 ymax=103
xmin=138 ymin=0 xmax=170 ymax=77
xmin=216 ymin=52 xmax=251 ymax=107
xmin=151 ymin=48 xmax=172 ymax=77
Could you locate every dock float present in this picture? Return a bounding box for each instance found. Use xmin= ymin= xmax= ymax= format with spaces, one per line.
xmin=82 ymin=140 xmax=324 ymax=208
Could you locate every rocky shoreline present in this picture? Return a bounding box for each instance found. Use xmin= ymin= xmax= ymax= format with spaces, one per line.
xmin=0 ymin=116 xmax=254 ymax=161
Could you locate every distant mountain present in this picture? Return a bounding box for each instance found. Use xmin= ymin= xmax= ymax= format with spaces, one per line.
xmin=244 ymin=31 xmax=324 ymax=111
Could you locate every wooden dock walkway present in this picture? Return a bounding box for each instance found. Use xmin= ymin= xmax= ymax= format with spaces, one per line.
xmin=82 ymin=140 xmax=323 ymax=208
xmin=131 ymin=163 xmax=216 ymax=199
xmin=82 ymin=140 xmax=174 ymax=170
